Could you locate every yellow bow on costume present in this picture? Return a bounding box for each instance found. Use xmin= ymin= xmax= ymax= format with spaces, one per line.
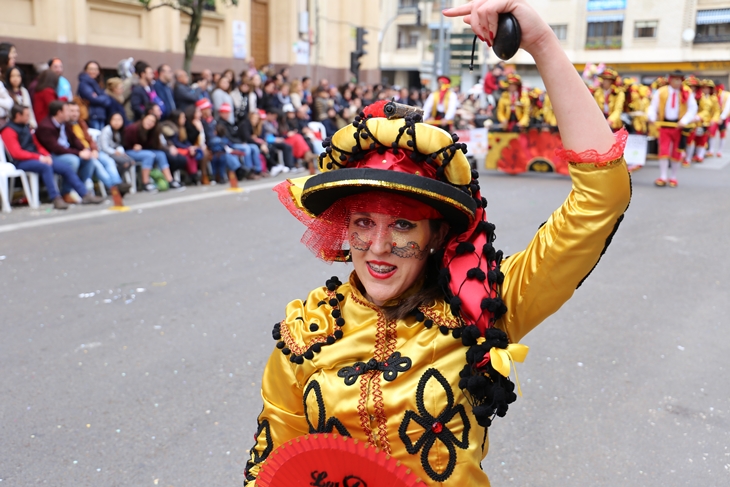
xmin=477 ymin=340 xmax=529 ymax=396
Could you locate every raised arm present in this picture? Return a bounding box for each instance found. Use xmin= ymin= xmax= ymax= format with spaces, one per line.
xmin=445 ymin=0 xmax=631 ymax=342
xmin=444 ymin=0 xmax=615 ymax=153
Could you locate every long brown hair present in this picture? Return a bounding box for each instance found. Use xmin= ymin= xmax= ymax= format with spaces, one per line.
xmin=35 ymin=69 xmax=59 ymax=92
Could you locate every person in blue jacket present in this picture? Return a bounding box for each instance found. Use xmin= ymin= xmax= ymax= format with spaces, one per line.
xmin=77 ymin=61 xmax=112 ymax=130
xmin=153 ymin=64 xmax=176 ymax=119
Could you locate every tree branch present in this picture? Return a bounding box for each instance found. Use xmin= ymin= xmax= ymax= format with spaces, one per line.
xmin=141 ymin=1 xmax=193 ymax=16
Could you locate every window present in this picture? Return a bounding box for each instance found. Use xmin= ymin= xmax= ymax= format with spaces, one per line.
xmin=695 ymin=9 xmax=730 ymax=43
xmin=586 ymin=19 xmax=623 ymax=49
xmin=397 ymin=26 xmax=420 ymax=49
xmin=398 ymin=0 xmax=419 ymax=14
xmin=550 ymin=24 xmax=567 ymax=40
xmin=634 ymin=20 xmax=657 ymax=38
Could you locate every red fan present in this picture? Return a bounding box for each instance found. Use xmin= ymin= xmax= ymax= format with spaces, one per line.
xmin=256 ymin=434 xmax=424 ymax=487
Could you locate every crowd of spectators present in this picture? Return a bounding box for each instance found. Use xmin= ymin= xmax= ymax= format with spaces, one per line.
xmin=0 ymin=41 xmax=493 ymax=211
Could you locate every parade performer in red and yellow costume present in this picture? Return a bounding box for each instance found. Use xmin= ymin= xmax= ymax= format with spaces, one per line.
xmin=714 ymin=84 xmax=730 ymax=157
xmin=689 ymin=79 xmax=721 ymax=163
xmin=703 ymin=80 xmax=723 ymax=158
xmin=244 ymin=1 xmax=631 ymax=485
xmin=496 ymin=73 xmax=530 ymax=131
xmin=681 ymin=76 xmax=702 ymax=165
xmin=648 ymin=70 xmax=697 ymax=187
xmin=423 ymin=75 xmax=458 ymax=132
xmin=594 ymin=68 xmax=625 ymax=131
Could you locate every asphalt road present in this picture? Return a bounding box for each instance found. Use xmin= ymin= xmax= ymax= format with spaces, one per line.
xmin=1 ymin=156 xmax=729 ymax=487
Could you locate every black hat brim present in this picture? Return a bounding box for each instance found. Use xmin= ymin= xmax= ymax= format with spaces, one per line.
xmin=301 ymin=168 xmax=476 ymax=233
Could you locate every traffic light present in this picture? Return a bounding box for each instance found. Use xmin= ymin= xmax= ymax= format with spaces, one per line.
xmin=351 ymin=27 xmax=368 ymax=81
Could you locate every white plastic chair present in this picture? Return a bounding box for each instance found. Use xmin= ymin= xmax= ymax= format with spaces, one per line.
xmin=0 ymin=162 xmax=35 ymax=213
xmin=0 ymin=137 xmax=38 ymax=213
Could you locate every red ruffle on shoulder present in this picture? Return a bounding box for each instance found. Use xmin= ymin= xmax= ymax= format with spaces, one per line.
xmin=555 ymin=128 xmax=628 ymax=166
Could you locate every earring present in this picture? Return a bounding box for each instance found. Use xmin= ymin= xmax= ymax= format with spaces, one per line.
xmin=429 ymin=248 xmax=436 ymax=254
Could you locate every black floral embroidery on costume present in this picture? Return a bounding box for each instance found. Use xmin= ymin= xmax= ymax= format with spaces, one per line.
xmin=243 ymin=419 xmax=273 ymax=484
xmin=303 ymin=380 xmax=351 ymax=436
xmin=398 ymin=368 xmax=470 ymax=483
xmin=337 ymin=352 xmax=412 ymax=386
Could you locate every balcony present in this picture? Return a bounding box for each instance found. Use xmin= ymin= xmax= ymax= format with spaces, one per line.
xmin=585 ymin=35 xmax=623 ymax=49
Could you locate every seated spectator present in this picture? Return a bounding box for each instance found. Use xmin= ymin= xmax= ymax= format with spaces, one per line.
xmin=239 ymin=110 xmax=270 ymax=176
xmin=77 ymin=61 xmax=112 ymax=130
xmin=408 ymin=89 xmax=423 ymax=108
xmin=216 ymin=103 xmax=261 ymax=178
xmin=212 ymin=77 xmax=234 ymax=124
xmin=312 ymin=86 xmax=332 ymax=121
xmin=281 ymin=106 xmax=316 ymax=174
xmin=258 ymin=79 xmax=277 ymax=113
xmin=289 ymin=79 xmax=304 ymax=110
xmin=173 ymin=70 xmax=198 ymax=112
xmin=261 ymin=108 xmax=294 ymax=176
xmin=32 ymin=70 xmax=59 ymax=123
xmin=191 ymin=76 xmax=211 ymax=102
xmin=35 ymin=100 xmax=101 ymax=203
xmin=154 ymin=64 xmax=176 ymax=118
xmin=322 ymin=107 xmax=346 ymax=137
xmin=269 ymin=83 xmax=291 ymax=111
xmin=4 ymin=66 xmax=37 ymax=129
xmin=184 ymin=103 xmax=206 ymax=148
xmin=207 ymin=123 xmax=245 ymax=182
xmin=104 ymin=77 xmax=130 ymax=126
xmin=99 ymin=112 xmax=135 ymax=181
xmin=130 ymin=62 xmax=160 ymax=121
xmin=123 ymin=112 xmax=184 ymax=192
xmin=231 ymin=77 xmax=256 ymax=123
xmin=0 ymin=105 xmax=104 ymax=208
xmin=163 ymin=110 xmax=202 ymax=183
xmin=67 ymin=101 xmax=129 ymax=196
xmin=301 ymin=76 xmax=313 ymax=105
xmin=197 ymin=98 xmax=217 ymax=143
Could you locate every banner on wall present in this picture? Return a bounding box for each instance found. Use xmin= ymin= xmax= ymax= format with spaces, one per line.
xmin=294 ymin=41 xmax=310 ymax=65
xmin=232 ymin=20 xmax=247 ymax=59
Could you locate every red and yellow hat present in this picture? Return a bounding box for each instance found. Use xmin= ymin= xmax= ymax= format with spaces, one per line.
xmin=598 ymin=68 xmax=619 ymax=82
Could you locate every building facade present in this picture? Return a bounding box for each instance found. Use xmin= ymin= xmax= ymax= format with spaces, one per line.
xmin=513 ymin=0 xmax=730 ymax=86
xmin=379 ymin=0 xmax=730 ymax=90
xmin=1 ymin=0 xmax=381 ymax=87
xmin=379 ymin=0 xmax=488 ymax=91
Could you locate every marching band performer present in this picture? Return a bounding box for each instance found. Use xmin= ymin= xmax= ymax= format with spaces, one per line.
xmin=648 ymin=70 xmax=697 ymax=187
xmin=594 ymin=68 xmax=625 ymax=131
xmin=496 ymin=73 xmax=530 ymax=131
xmin=423 ymin=75 xmax=459 ymax=132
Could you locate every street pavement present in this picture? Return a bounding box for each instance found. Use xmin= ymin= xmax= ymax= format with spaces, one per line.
xmin=1 ymin=155 xmax=729 ymax=487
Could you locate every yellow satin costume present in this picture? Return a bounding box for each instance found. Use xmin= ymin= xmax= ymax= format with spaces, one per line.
xmin=245 ymin=155 xmax=631 ymax=485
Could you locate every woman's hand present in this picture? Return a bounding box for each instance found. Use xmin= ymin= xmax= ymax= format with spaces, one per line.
xmin=133 ymin=144 xmax=143 ymax=151
xmin=443 ymin=0 xmax=553 ymax=57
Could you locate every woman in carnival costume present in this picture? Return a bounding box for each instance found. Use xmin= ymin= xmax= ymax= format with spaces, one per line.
xmin=244 ymin=0 xmax=631 ymax=485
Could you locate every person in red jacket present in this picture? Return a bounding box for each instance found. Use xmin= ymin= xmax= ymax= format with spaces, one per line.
xmin=0 ymin=105 xmax=103 ymax=208
xmin=483 ymin=62 xmax=504 ymax=107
